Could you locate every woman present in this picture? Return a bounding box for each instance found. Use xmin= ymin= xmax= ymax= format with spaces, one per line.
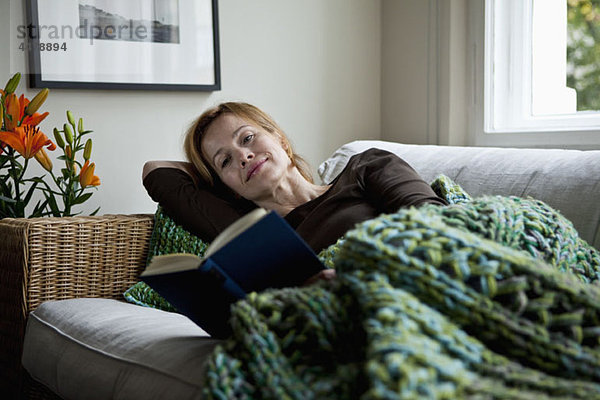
xmin=181 ymin=102 xmax=447 ymax=254
xmin=143 ymin=102 xmax=447 ymax=284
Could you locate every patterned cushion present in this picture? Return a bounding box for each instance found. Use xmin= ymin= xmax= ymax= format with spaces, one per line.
xmin=123 ymin=206 xmax=209 ymax=311
xmin=430 ymin=174 xmax=472 ymax=205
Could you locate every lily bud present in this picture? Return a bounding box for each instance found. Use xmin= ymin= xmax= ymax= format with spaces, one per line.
xmin=34 ymin=148 xmax=53 ymax=172
xmin=78 ymin=118 xmax=84 ymax=134
xmin=25 ymin=88 xmax=49 ymax=116
xmin=65 ymin=145 xmax=73 ymax=171
xmin=83 ymin=139 xmax=92 ymax=160
xmin=64 ymin=123 xmax=73 ymax=145
xmin=4 ymin=73 xmax=21 ymax=94
xmin=4 ymin=93 xmax=19 ymax=131
xmin=53 ymin=128 xmax=65 ymax=149
xmin=67 ymin=110 xmax=76 ymax=126
xmin=80 ymin=160 xmax=100 ymax=188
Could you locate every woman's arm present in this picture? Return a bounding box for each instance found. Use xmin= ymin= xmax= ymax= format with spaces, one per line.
xmin=142 ymin=160 xmax=196 ymax=181
xmin=142 ymin=162 xmax=255 ymax=242
xmin=359 ymin=148 xmax=448 ymax=211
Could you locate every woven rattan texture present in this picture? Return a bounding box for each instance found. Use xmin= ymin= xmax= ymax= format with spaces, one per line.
xmin=0 ymin=214 xmax=154 ymax=399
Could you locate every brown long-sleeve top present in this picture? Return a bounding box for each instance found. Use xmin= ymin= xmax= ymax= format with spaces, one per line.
xmin=283 ymin=148 xmax=447 ymax=251
xmin=143 ymin=148 xmax=447 ymax=253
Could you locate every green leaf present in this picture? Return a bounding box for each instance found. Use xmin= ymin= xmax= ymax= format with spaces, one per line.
xmin=61 ymin=168 xmax=71 ymax=180
xmin=90 ymin=206 xmax=101 ymax=216
xmin=4 ymin=202 xmax=17 ymax=218
xmin=15 ymin=201 xmax=25 ymax=218
xmin=7 ymin=157 xmax=24 ymax=170
xmin=71 ymin=192 xmax=93 ymax=206
xmin=47 ymin=193 xmax=61 ymax=217
xmin=23 ymin=180 xmax=39 ymax=206
xmin=35 ymin=186 xmax=62 ymax=196
xmin=0 ymin=178 xmax=14 ymax=194
xmin=0 ymin=194 xmax=17 ymax=203
xmin=24 ymin=174 xmax=47 ymax=180
xmin=0 ymin=206 xmax=16 ymax=219
xmin=30 ymin=199 xmax=49 ymax=217
xmin=0 ymin=155 xmax=11 ymax=169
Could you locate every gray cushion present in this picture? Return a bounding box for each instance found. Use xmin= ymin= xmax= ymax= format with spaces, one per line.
xmin=318 ymin=140 xmax=600 ymax=250
xmin=22 ymin=298 xmax=221 ymax=400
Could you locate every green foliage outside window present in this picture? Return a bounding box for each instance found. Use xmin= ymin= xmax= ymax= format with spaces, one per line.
xmin=567 ymin=0 xmax=600 ymax=111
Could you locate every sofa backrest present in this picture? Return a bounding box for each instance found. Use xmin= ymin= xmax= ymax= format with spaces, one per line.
xmin=318 ymin=140 xmax=600 ymax=250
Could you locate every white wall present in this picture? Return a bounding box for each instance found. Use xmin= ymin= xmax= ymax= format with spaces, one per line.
xmin=381 ymin=0 xmax=469 ymax=146
xmin=1 ymin=0 xmax=381 ymax=215
xmin=381 ymin=0 xmax=431 ymax=144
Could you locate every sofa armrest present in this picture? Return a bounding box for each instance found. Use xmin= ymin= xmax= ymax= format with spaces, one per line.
xmin=0 ymin=213 xmax=154 ymax=397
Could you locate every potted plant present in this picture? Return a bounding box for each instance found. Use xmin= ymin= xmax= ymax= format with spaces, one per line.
xmin=0 ymin=72 xmax=100 ymax=218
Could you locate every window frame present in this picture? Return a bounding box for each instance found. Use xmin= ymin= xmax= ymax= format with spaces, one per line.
xmin=470 ymin=0 xmax=600 ymax=149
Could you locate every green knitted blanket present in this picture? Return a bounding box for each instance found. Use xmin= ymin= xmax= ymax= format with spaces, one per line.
xmin=203 ymin=195 xmax=600 ymax=399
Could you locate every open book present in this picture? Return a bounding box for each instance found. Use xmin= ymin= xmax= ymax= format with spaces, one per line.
xmin=140 ymin=208 xmax=325 ymax=337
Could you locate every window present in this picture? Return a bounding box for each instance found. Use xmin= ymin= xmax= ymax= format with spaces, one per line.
xmin=567 ymin=0 xmax=600 ymax=112
xmin=472 ymin=0 xmax=600 ymax=148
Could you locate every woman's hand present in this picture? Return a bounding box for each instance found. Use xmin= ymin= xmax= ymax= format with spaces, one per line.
xmin=302 ymin=269 xmax=336 ymax=286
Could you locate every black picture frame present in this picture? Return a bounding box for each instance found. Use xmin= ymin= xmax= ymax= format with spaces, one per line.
xmin=26 ymin=0 xmax=220 ymax=91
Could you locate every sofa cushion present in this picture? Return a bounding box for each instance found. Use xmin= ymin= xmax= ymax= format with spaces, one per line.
xmin=318 ymin=140 xmax=600 ymax=250
xmin=22 ymin=298 xmax=221 ymax=400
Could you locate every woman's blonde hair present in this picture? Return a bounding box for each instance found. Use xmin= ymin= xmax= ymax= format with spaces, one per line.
xmin=184 ymin=102 xmax=313 ymax=186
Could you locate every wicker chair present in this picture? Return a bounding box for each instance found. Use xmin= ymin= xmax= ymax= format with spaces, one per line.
xmin=0 ymin=214 xmax=154 ymax=399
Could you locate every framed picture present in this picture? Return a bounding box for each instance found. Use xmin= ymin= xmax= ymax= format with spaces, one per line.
xmin=25 ymin=0 xmax=220 ymax=91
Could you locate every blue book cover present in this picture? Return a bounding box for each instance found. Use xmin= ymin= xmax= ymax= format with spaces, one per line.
xmin=140 ymin=209 xmax=325 ymax=337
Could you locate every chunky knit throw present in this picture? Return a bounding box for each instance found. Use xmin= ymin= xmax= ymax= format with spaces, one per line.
xmin=203 ymin=195 xmax=600 ymax=399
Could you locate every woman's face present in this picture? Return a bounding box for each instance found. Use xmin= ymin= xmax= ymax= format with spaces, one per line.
xmin=201 ymin=113 xmax=292 ymax=200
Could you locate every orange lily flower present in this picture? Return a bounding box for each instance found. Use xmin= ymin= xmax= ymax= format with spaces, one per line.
xmin=3 ymin=93 xmax=49 ymax=131
xmin=79 ymin=160 xmax=101 ymax=188
xmin=1 ymin=93 xmax=50 ymax=155
xmin=0 ymin=125 xmax=56 ymax=159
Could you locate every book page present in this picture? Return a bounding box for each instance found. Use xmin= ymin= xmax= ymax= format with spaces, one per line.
xmin=141 ymin=253 xmax=202 ymax=276
xmin=204 ymin=208 xmax=268 ymax=258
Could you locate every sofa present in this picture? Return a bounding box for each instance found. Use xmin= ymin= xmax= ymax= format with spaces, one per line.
xmin=1 ymin=140 xmax=599 ymax=399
